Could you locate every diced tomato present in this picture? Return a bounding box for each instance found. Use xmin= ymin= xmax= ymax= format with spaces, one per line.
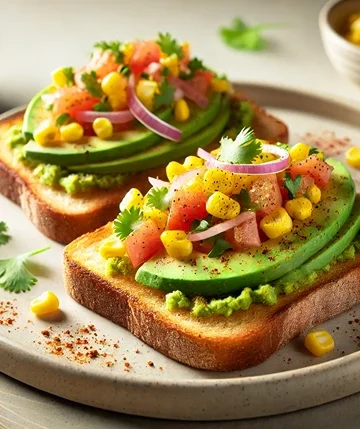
xmin=289 ymin=155 xmax=333 ymax=189
xmin=52 ymin=87 xmax=99 ymax=120
xmin=179 ymin=43 xmax=190 ymax=71
xmin=249 ymin=174 xmax=282 ymax=219
xmin=187 ymin=70 xmax=214 ymax=96
xmin=124 ymin=220 xmax=163 ymax=268
xmin=298 ymin=175 xmax=315 ymax=195
xmin=224 ymin=213 xmax=261 ymax=250
xmin=87 ymin=49 xmax=119 ymax=79
xmin=167 ymin=190 xmax=208 ymax=232
xmin=129 ymin=41 xmax=161 ymax=75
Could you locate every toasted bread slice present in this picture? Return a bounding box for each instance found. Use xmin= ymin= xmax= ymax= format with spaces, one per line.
xmin=0 ymin=94 xmax=288 ymax=244
xmin=64 ymin=222 xmax=360 ymax=371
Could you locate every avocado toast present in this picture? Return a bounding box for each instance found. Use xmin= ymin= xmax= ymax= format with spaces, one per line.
xmin=64 ymin=129 xmax=360 ymax=371
xmin=0 ymin=35 xmax=287 ymax=244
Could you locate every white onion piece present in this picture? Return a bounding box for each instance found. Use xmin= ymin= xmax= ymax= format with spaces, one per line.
xmin=167 ymin=167 xmax=205 ymax=201
xmin=75 ymin=110 xmax=134 ymax=124
xmin=148 ymin=177 xmax=170 ymax=188
xmin=128 ymin=75 xmax=182 ymax=142
xmin=168 ymin=76 xmax=209 ymax=109
xmin=174 ymin=88 xmax=185 ymax=101
xmin=197 ymin=144 xmax=290 ymax=175
xmin=188 ymin=211 xmax=255 ymax=242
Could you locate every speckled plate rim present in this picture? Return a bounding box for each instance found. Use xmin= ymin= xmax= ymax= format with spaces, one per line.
xmin=1 ymin=82 xmax=360 ymax=420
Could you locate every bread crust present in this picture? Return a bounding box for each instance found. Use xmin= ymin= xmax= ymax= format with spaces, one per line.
xmin=0 ymin=94 xmax=288 ymax=244
xmin=63 ymin=223 xmax=360 ymax=371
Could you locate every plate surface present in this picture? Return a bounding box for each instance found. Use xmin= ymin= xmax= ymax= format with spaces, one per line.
xmin=1 ymin=83 xmax=360 ymax=421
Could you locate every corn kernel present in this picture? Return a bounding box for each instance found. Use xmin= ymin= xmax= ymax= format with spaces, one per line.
xmin=304 ymin=331 xmax=335 ymax=357
xmin=101 ymin=72 xmax=128 ymax=111
xmin=143 ymin=207 xmax=168 ymax=230
xmin=211 ymin=78 xmax=230 ymax=93
xmin=30 ymin=291 xmax=59 ymax=316
xmin=136 ymin=79 xmax=159 ymax=111
xmin=182 ymin=156 xmax=203 ymax=171
xmin=60 ymin=122 xmax=84 ymax=142
xmin=203 ymin=168 xmax=235 ymax=195
xmin=260 ymin=207 xmax=293 ymax=239
xmin=210 ymin=148 xmax=220 ymax=157
xmin=232 ymin=174 xmax=258 ymax=193
xmin=285 ymin=197 xmax=313 ymax=220
xmin=51 ymin=67 xmax=70 ymax=87
xmin=206 ymin=192 xmax=240 ymax=220
xmin=174 ymin=99 xmax=190 ymax=122
xmin=345 ymin=146 xmax=360 ymax=169
xmin=316 ymin=151 xmax=324 ymax=160
xmin=307 ymin=185 xmax=321 ymax=204
xmin=93 ymin=117 xmax=113 ymax=139
xmin=289 ymin=143 xmax=311 ymax=162
xmin=121 ymin=42 xmax=134 ymax=64
xmin=160 ymin=53 xmax=179 ymax=77
xmin=160 ymin=230 xmax=193 ymax=259
xmin=99 ymin=236 xmax=127 ymax=258
xmin=182 ymin=176 xmax=204 ymax=193
xmin=166 ymin=161 xmax=187 ymax=182
xmin=119 ymin=188 xmax=144 ymax=212
xmin=252 ymin=152 xmax=277 ymax=164
xmin=33 ymin=121 xmax=60 ymax=146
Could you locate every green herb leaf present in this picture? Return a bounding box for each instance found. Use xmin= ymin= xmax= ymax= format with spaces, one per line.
xmin=208 ymin=238 xmax=233 ymax=258
xmin=284 ymin=173 xmax=302 ymax=199
xmin=81 ymin=71 xmax=103 ymax=98
xmin=93 ymin=99 xmax=111 ymax=112
xmin=180 ymin=57 xmax=206 ymax=80
xmin=146 ymin=187 xmax=169 ymax=211
xmin=0 ymin=222 xmax=10 ymax=246
xmin=156 ymin=33 xmax=183 ymax=58
xmin=55 ymin=113 xmax=70 ymax=126
xmin=153 ymin=80 xmax=175 ymax=110
xmin=161 ymin=67 xmax=170 ymax=77
xmin=141 ymin=72 xmax=150 ymax=79
xmin=225 ymin=101 xmax=254 ymax=139
xmin=0 ymin=246 xmax=50 ymax=293
xmin=309 ymin=147 xmax=320 ymax=156
xmin=190 ymin=219 xmax=211 ymax=232
xmin=219 ymin=18 xmax=279 ymax=51
xmin=63 ymin=67 xmax=74 ymax=86
xmin=120 ymin=65 xmax=130 ymax=77
xmin=46 ymin=103 xmax=54 ymax=112
xmin=276 ymin=142 xmax=289 ymax=150
xmin=218 ymin=127 xmax=262 ymax=164
xmin=234 ymin=189 xmax=257 ymax=211
xmin=114 ymin=207 xmax=143 ymax=240
xmin=94 ymin=41 xmax=124 ymax=64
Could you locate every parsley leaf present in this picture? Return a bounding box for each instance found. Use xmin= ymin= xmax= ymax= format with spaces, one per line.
xmin=0 ymin=247 xmax=50 ymax=293
xmin=94 ymin=41 xmax=124 ymax=64
xmin=93 ymin=99 xmax=111 ymax=112
xmin=81 ymin=71 xmax=103 ymax=98
xmin=114 ymin=207 xmax=143 ymax=240
xmin=208 ymin=238 xmax=233 ymax=258
xmin=63 ymin=67 xmax=74 ymax=86
xmin=0 ymin=222 xmax=10 ymax=246
xmin=153 ymin=80 xmax=175 ymax=110
xmin=219 ymin=18 xmax=279 ymax=51
xmin=156 ymin=33 xmax=183 ymax=58
xmin=190 ymin=219 xmax=212 ymax=232
xmin=284 ymin=173 xmax=302 ymax=199
xmin=309 ymin=147 xmax=320 ymax=156
xmin=55 ymin=113 xmax=70 ymax=126
xmin=218 ymin=127 xmax=262 ymax=164
xmin=146 ymin=187 xmax=169 ymax=211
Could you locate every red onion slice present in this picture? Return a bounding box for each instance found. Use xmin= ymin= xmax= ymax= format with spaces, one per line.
xmin=128 ymin=75 xmax=182 ymax=142
xmin=75 ymin=110 xmax=134 ymax=124
xmin=168 ymin=76 xmax=209 ymax=109
xmin=197 ymin=144 xmax=290 ymax=175
xmin=148 ymin=177 xmax=170 ymax=188
xmin=188 ymin=211 xmax=255 ymax=242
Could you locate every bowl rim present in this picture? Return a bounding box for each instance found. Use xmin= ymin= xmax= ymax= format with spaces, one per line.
xmin=319 ymin=0 xmax=360 ymax=53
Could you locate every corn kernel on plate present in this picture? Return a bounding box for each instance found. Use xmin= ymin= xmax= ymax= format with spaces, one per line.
xmin=1 ymin=83 xmax=360 ymax=421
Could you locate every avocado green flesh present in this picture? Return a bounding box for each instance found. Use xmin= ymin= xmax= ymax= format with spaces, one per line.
xmin=68 ymin=98 xmax=230 ymax=174
xmin=135 ymin=159 xmax=356 ymax=297
xmin=22 ymin=86 xmax=222 ymax=166
xmin=22 ymin=86 xmax=53 ymax=140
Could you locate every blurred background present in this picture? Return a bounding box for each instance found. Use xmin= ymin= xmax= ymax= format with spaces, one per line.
xmin=0 ymin=0 xmax=358 ymax=114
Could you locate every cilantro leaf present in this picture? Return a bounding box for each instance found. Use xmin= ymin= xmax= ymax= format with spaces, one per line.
xmin=153 ymin=80 xmax=175 ymax=110
xmin=63 ymin=67 xmax=74 ymax=86
xmin=55 ymin=113 xmax=70 ymax=126
xmin=114 ymin=207 xmax=143 ymax=240
xmin=309 ymin=147 xmax=320 ymax=156
xmin=235 ymin=189 xmax=257 ymax=211
xmin=218 ymin=127 xmax=262 ymax=164
xmin=180 ymin=57 xmax=206 ymax=80
xmin=0 ymin=222 xmax=10 ymax=246
xmin=156 ymin=33 xmax=183 ymax=58
xmin=81 ymin=71 xmax=103 ymax=98
xmin=219 ymin=18 xmax=279 ymax=51
xmin=276 ymin=142 xmax=289 ymax=151
xmin=0 ymin=247 xmax=50 ymax=293
xmin=208 ymin=238 xmax=233 ymax=258
xmin=284 ymin=173 xmax=302 ymax=199
xmin=225 ymin=101 xmax=254 ymax=139
xmin=94 ymin=41 xmax=124 ymax=64
xmin=93 ymin=99 xmax=111 ymax=112
xmin=146 ymin=187 xmax=169 ymax=211
xmin=190 ymin=219 xmax=211 ymax=232
xmin=120 ymin=65 xmax=130 ymax=77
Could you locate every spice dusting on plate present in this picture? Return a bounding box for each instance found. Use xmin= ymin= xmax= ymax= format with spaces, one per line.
xmin=0 ymin=300 xmax=18 ymax=326
xmin=300 ymin=131 xmax=351 ymax=157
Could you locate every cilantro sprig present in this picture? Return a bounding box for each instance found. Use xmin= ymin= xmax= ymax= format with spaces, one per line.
xmin=146 ymin=187 xmax=169 ymax=211
xmin=94 ymin=41 xmax=124 ymax=64
xmin=156 ymin=33 xmax=183 ymax=58
xmin=180 ymin=57 xmax=206 ymax=80
xmin=93 ymin=99 xmax=111 ymax=112
xmin=0 ymin=247 xmax=50 ymax=293
xmin=63 ymin=67 xmax=74 ymax=86
xmin=219 ymin=18 xmax=279 ymax=51
xmin=190 ymin=219 xmax=212 ymax=233
xmin=284 ymin=173 xmax=302 ymax=199
xmin=55 ymin=113 xmax=71 ymax=126
xmin=81 ymin=71 xmax=103 ymax=98
xmin=208 ymin=238 xmax=233 ymax=258
xmin=153 ymin=80 xmax=175 ymax=110
xmin=0 ymin=222 xmax=10 ymax=246
xmin=218 ymin=127 xmax=262 ymax=164
xmin=114 ymin=207 xmax=143 ymax=240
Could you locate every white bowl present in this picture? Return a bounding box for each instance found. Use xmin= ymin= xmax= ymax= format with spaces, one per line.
xmin=319 ymin=0 xmax=360 ymax=86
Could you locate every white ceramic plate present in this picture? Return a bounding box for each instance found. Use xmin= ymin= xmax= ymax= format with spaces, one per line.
xmin=1 ymin=83 xmax=360 ymax=421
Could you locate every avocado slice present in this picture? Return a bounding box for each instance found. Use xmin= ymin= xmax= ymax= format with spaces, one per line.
xmin=22 ymin=87 xmax=222 ymax=166
xmin=135 ymin=159 xmax=356 ymax=297
xmin=67 ymin=98 xmax=230 ymax=174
